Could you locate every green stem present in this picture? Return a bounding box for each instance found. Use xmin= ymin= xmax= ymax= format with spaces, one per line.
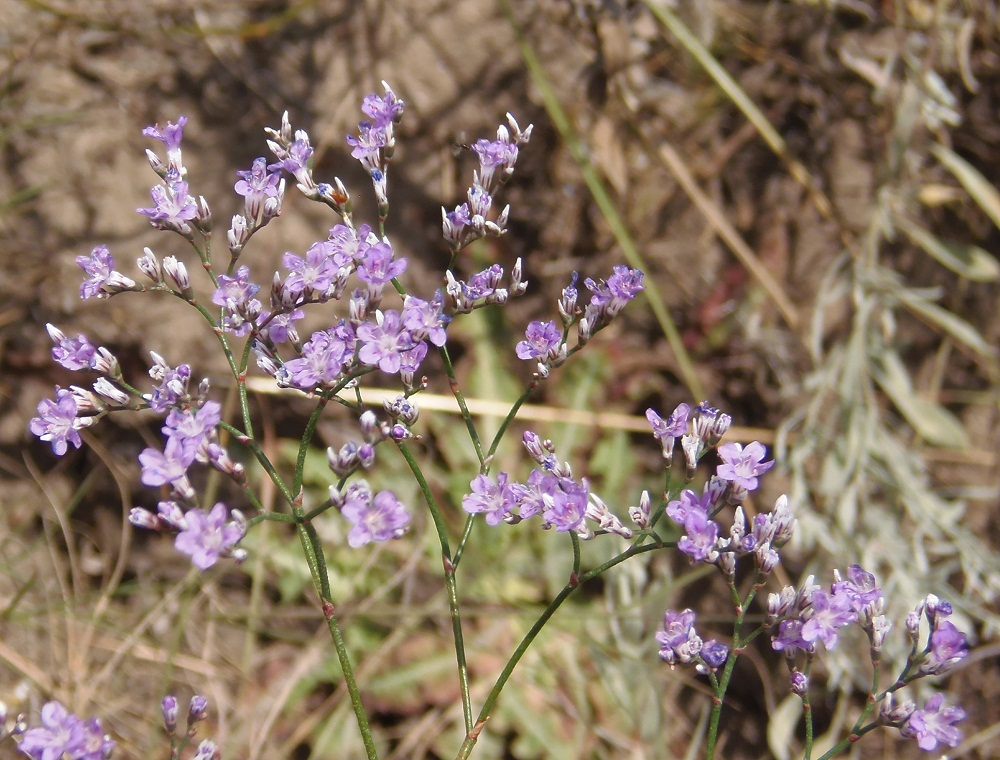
xmin=395 ymin=443 xmax=473 ymax=733
xmin=453 ymin=540 xmax=664 ymax=760
xmin=438 ymin=344 xmax=485 ymax=465
xmin=704 ymin=578 xmax=761 ymax=760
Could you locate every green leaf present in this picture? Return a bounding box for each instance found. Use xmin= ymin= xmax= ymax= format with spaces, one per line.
xmin=898 ymin=217 xmax=999 ymax=282
xmin=931 ymin=143 xmax=1000 ymax=231
xmin=872 ymin=352 xmax=969 ymax=448
xmin=895 ymin=289 xmax=996 ymax=357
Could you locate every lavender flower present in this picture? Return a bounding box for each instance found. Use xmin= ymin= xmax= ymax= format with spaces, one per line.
xmin=462 ymin=472 xmax=521 ymax=526
xmin=677 ymin=509 xmax=720 ymax=563
xmin=356 ymin=240 xmax=406 ymax=285
xmin=282 ymin=242 xmax=340 ymax=296
xmin=279 ymin=324 xmax=354 ymax=389
xmin=46 ymin=324 xmax=96 ymax=371
xmin=163 ymin=401 xmax=221 ymax=451
xmin=583 ymin=265 xmax=644 ymax=325
xmin=146 ymin=357 xmax=192 ymax=413
xmin=341 ymin=486 xmax=411 ymax=547
xmin=699 ymin=639 xmax=730 ymax=671
xmin=30 ymin=388 xmax=84 ymax=456
xmin=542 ymin=477 xmax=588 ymax=532
xmin=402 ymin=292 xmax=449 ymax=347
xmin=18 ymin=701 xmax=114 ymax=760
xmin=666 ymin=488 xmax=712 ymax=525
xmin=174 ymin=503 xmax=244 ymax=570
xmin=258 ymin=308 xmax=304 ymax=344
xmin=138 ymin=175 xmax=199 ymax=233
xmin=76 ymin=245 xmax=135 ymax=300
xmin=212 ymin=265 xmax=261 ymax=311
xmin=799 ymin=589 xmax=857 ymax=650
xmin=356 ymin=310 xmax=414 ymax=375
xmin=515 ymin=320 xmax=562 ymax=361
xmin=921 ymin=619 xmax=969 ymax=675
xmin=716 ymin=441 xmax=774 ymax=491
xmin=656 ymin=609 xmax=702 ymax=666
xmin=139 ymin=437 xmax=196 ymax=487
xmin=235 ymin=156 xmax=282 ymax=221
xmin=646 ymin=404 xmax=690 ymax=442
xmin=692 ymin=402 xmax=732 ymax=446
xmin=513 ymin=468 xmax=555 ymax=519
xmin=899 ymin=693 xmax=966 ymax=751
xmin=142 ymin=115 xmax=187 ymax=170
xmin=268 ymin=132 xmax=315 ymax=190
xmin=771 ymin=618 xmax=809 ymax=655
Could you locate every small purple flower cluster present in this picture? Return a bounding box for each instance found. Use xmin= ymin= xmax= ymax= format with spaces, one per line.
xmin=443 ymin=113 xmax=531 ymax=252
xmin=512 ymin=265 xmax=645 ymax=377
xmin=17 ymin=701 xmax=114 ymax=760
xmin=769 ymin=565 xmax=888 ymax=655
xmin=655 ymin=609 xmax=730 ymax=675
xmin=161 ymin=694 xmax=219 ymax=759
xmin=461 ymin=432 xmax=633 ymax=539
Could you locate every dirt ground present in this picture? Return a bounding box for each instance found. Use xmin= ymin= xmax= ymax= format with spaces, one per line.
xmin=0 ymin=1 xmax=997 ymax=758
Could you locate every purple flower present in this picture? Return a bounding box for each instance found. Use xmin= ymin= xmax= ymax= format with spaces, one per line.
xmin=164 ymin=401 xmax=221 ymax=451
xmin=646 ymin=404 xmax=690 ymax=441
xmin=832 ymin=564 xmax=883 ymax=614
xmin=139 ymin=437 xmax=196 ymax=487
xmin=46 ymin=325 xmax=96 ymax=371
xmin=462 ymin=472 xmax=520 ymax=526
xmin=515 ymin=320 xmax=562 ymax=361
xmin=771 ymin=618 xmax=809 ymax=654
xmin=138 ymin=178 xmax=199 ymax=229
xmin=356 ymin=241 xmax=407 ymax=285
xmin=279 ymin=325 xmax=354 ymax=389
xmin=143 ymin=115 xmax=187 ymax=161
xmin=76 ymin=245 xmax=122 ymax=300
xmin=666 ymin=488 xmax=712 ymax=525
xmin=716 ymin=441 xmax=774 ymax=491
xmin=235 ymin=156 xmax=281 ymax=200
xmin=584 ymin=265 xmax=644 ymax=320
xmin=900 ymin=693 xmax=966 ymax=751
xmin=147 ymin=359 xmax=192 ymax=413
xmin=799 ymin=589 xmax=857 ymax=650
xmin=361 ymin=87 xmax=404 ymax=129
xmin=174 ymin=502 xmax=243 ymax=570
xmin=512 ymin=468 xmax=555 ymax=519
xmin=357 ymin=310 xmax=414 ymax=375
xmin=700 ymin=639 xmax=730 ymax=670
xmin=341 ymin=486 xmax=411 ymax=547
xmin=677 ymin=509 xmax=720 ymax=563
xmin=402 ymin=292 xmax=449 ymax=347
xmin=30 ymin=388 xmax=83 ymax=456
xmin=212 ymin=265 xmax=261 ymax=311
xmin=656 ymin=609 xmax=701 ymax=666
xmin=472 ymin=137 xmax=518 ymax=188
xmin=464 ymin=265 xmax=504 ymax=300
xmin=258 ymin=308 xmax=305 ymax=344
xmin=282 ymin=242 xmax=340 ymax=296
xmin=348 ymin=122 xmax=387 ymax=162
xmin=18 ymin=700 xmax=115 ymax=760
xmin=921 ymin=619 xmax=969 ymax=675
xmin=268 ymin=135 xmax=314 ymax=187
xmin=542 ymin=477 xmax=588 ymax=532
xmin=18 ymin=701 xmax=85 ymax=760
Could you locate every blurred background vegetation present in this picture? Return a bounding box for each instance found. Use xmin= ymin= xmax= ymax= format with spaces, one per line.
xmin=0 ymin=0 xmax=997 ymax=758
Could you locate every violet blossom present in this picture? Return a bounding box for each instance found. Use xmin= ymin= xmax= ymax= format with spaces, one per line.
xmin=462 ymin=472 xmax=521 ymax=526
xmin=30 ymin=388 xmax=84 ymax=456
xmin=46 ymin=324 xmax=96 ymax=371
xmin=716 ymin=441 xmax=774 ymax=491
xmin=899 ymin=693 xmax=966 ymax=751
xmin=18 ymin=700 xmax=114 ymax=760
xmin=515 ymin=320 xmax=562 ymax=361
xmin=174 ymin=502 xmax=244 ymax=570
xmin=356 ymin=310 xmax=414 ymax=375
xmin=341 ymin=486 xmax=411 ymax=547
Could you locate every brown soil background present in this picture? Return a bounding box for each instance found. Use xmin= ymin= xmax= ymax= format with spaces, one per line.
xmin=0 ymin=1 xmax=997 ymax=758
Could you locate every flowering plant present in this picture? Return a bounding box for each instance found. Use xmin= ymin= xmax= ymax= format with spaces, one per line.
xmin=23 ymin=84 xmax=970 ymax=759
